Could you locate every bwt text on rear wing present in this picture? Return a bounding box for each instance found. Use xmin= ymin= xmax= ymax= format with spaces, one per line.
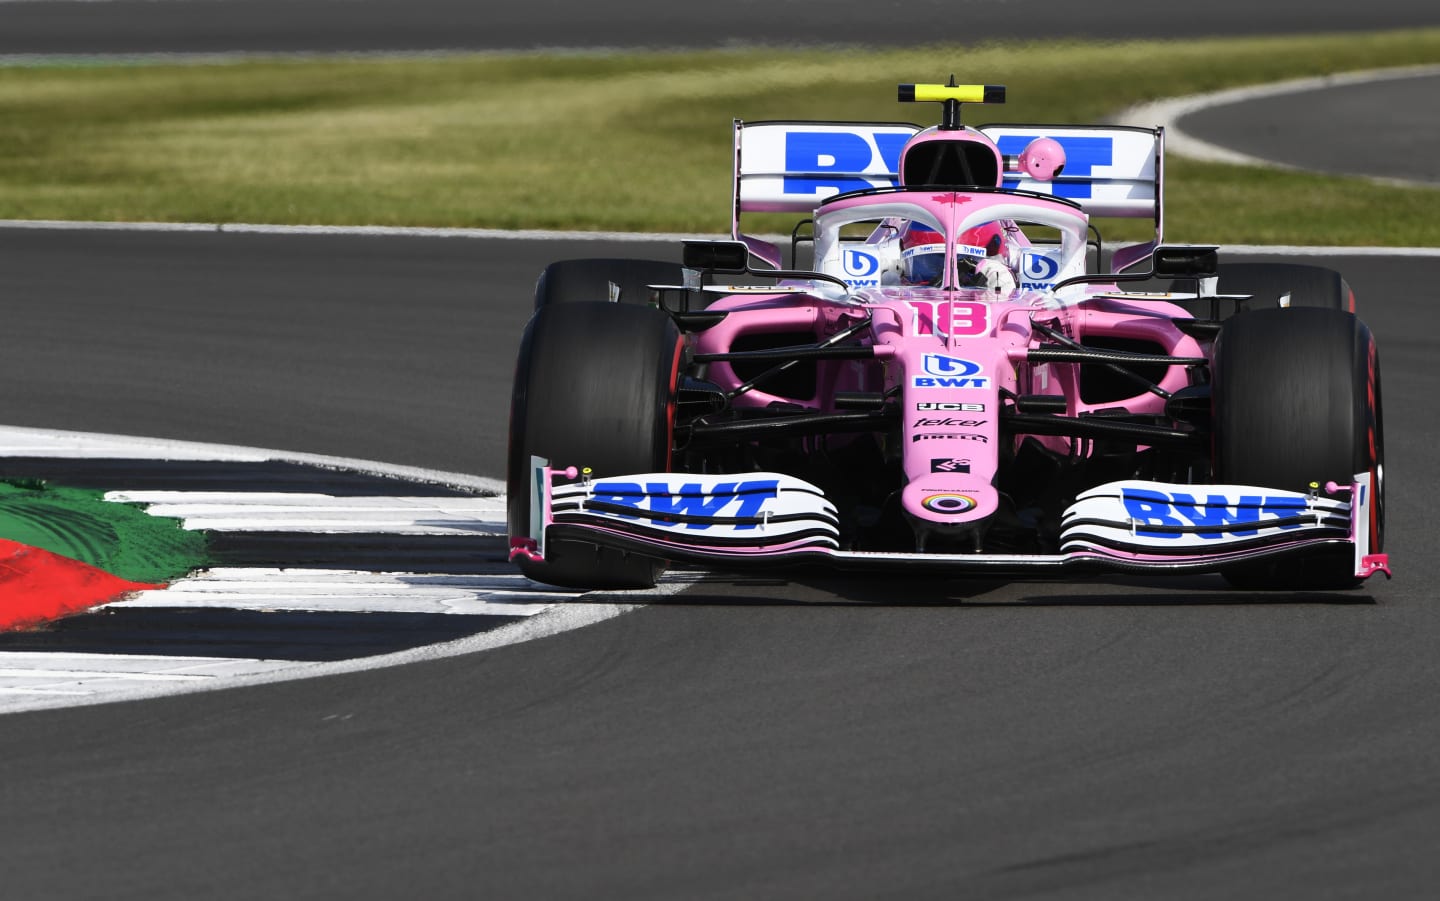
xmin=731 ymin=120 xmax=1165 ymax=270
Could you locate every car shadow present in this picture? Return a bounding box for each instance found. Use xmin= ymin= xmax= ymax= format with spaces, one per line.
xmin=620 ymin=567 xmax=1378 ymax=607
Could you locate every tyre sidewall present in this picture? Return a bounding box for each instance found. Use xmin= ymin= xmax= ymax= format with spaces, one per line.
xmin=1212 ymin=307 xmax=1382 ymax=588
xmin=507 ymin=302 xmax=682 ymax=588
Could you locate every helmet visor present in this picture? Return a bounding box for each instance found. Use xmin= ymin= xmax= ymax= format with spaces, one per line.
xmin=901 ymin=242 xmax=946 ymax=286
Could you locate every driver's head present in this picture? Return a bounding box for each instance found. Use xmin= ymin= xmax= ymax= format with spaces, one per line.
xmin=955 ymin=222 xmax=1016 ymax=291
xmin=960 ymin=222 xmax=1005 ymax=257
xmin=900 ymin=223 xmax=946 ymax=286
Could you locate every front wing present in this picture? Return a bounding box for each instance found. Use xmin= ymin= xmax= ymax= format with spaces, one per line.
xmin=510 ymin=458 xmax=1390 ymax=581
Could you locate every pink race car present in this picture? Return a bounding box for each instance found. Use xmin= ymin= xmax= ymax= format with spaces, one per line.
xmin=508 ymin=81 xmax=1386 ymax=591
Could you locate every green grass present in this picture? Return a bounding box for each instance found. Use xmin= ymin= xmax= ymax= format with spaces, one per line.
xmin=1 ymin=29 xmax=1439 ymax=244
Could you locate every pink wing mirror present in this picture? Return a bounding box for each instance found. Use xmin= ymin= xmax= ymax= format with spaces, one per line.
xmin=1018 ymin=137 xmax=1066 ymax=182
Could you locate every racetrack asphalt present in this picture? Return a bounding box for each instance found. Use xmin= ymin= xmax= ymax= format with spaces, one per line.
xmin=1176 ymin=71 xmax=1440 ymax=185
xmin=4 ymin=3 xmax=1440 ymax=898
xmin=1 ymin=0 xmax=1435 ymax=56
xmin=0 ymin=228 xmax=1436 ymax=899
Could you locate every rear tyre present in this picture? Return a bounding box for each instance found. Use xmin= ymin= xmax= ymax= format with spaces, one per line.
xmin=1211 ymin=307 xmax=1383 ymax=589
xmin=1170 ymin=262 xmax=1353 ymax=319
xmin=507 ymin=302 xmax=683 ymax=589
xmin=534 ymin=258 xmax=685 ymax=310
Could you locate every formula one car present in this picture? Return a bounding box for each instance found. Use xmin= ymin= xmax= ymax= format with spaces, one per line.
xmin=508 ymin=81 xmax=1387 ymax=591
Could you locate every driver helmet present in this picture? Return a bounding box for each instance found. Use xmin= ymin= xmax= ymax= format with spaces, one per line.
xmin=900 ymin=221 xmax=1017 ymax=291
xmin=899 ymin=223 xmax=947 ymax=286
xmin=959 ymin=221 xmax=1017 ymax=293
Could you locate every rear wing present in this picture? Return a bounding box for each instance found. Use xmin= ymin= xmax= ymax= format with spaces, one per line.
xmin=732 ymin=120 xmax=1164 ymax=270
xmin=732 ymin=120 xmax=920 ymax=267
xmin=733 ymin=120 xmax=920 ymax=216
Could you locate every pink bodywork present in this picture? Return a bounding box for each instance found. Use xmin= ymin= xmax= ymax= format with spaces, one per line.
xmin=695 ymin=189 xmax=1204 ymax=540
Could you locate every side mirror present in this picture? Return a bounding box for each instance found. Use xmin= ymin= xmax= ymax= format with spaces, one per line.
xmin=683 ymin=240 xmax=749 ymax=273
xmin=1152 ymin=244 xmax=1219 ymax=279
xmin=1018 ymin=137 xmax=1066 ymax=182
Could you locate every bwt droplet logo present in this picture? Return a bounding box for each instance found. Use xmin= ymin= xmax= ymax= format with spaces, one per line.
xmin=1021 ymin=253 xmax=1060 ymax=282
xmin=843 ymin=249 xmax=880 ymax=278
xmin=914 ymin=354 xmax=989 ymax=389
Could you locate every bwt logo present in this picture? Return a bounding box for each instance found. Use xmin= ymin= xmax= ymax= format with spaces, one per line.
xmin=1122 ymin=489 xmax=1306 ymax=540
xmin=782 ymin=130 xmax=908 ymax=197
xmin=843 ymin=249 xmax=879 ymax=278
xmin=592 ymin=479 xmax=779 ymax=530
xmin=1020 ymin=252 xmax=1060 ymax=290
xmin=997 ymin=135 xmax=1115 ymax=199
xmin=842 ymin=249 xmax=881 ymax=286
xmin=913 ymin=354 xmax=989 ymax=389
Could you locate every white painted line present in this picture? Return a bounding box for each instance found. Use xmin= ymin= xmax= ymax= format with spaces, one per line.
xmin=0 ymin=600 xmax=648 ymax=714
xmin=105 ymin=490 xmax=505 ymax=508
xmin=0 ymin=217 xmax=718 ymax=244
xmin=1 ymin=217 xmax=1436 ymax=256
xmin=105 ymin=491 xmax=507 ymax=534
xmin=116 ymin=568 xmax=567 ymax=614
xmin=0 ymin=424 xmax=504 ymax=493
xmin=1221 ymin=244 xmax=1440 ymax=258
xmin=1116 ymin=63 xmax=1440 ymax=188
xmin=0 ymin=651 xmax=298 ymax=698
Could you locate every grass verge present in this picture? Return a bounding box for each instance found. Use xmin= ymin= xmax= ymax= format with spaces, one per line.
xmin=1 ymin=29 xmax=1438 ymax=244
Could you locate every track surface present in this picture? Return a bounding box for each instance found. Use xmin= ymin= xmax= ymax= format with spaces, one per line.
xmin=2 ymin=0 xmax=1435 ymax=56
xmin=1177 ymin=71 xmax=1440 ymax=185
xmin=0 ymin=228 xmax=1436 ymax=898
xmin=4 ymin=4 xmax=1440 ymax=898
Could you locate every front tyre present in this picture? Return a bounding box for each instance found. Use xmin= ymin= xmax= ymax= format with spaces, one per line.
xmin=507 ymin=302 xmax=683 ymax=589
xmin=1211 ymin=307 xmax=1383 ymax=589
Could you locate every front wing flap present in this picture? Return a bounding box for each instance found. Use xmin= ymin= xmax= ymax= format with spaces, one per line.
xmin=511 ymin=460 xmax=1389 ymax=581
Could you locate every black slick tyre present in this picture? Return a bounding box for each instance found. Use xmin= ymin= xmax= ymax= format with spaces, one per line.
xmin=1211 ymin=307 xmax=1383 ymax=589
xmin=533 ymin=258 xmax=685 ymax=310
xmin=507 ymin=301 xmax=683 ymax=589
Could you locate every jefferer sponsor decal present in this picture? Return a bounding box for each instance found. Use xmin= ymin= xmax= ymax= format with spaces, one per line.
xmin=913 ymin=354 xmax=989 ymax=389
xmin=921 ymin=493 xmax=978 ymax=515
xmin=1123 ymin=488 xmax=1307 ymax=539
xmin=930 ymin=458 xmax=971 ymax=474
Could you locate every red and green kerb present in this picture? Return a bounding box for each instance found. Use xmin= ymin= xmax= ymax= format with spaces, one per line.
xmin=0 ymin=480 xmax=208 ymax=630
